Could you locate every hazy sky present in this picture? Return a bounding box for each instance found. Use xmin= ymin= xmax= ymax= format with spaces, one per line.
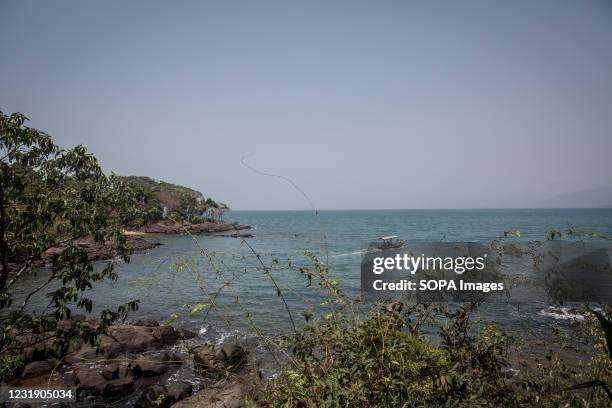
xmin=1 ymin=1 xmax=611 ymax=209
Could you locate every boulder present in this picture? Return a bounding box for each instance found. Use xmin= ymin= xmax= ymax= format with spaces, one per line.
xmin=152 ymin=325 xmax=180 ymax=345
xmin=73 ymin=366 xmax=107 ymax=395
xmin=21 ymin=360 xmax=54 ymax=378
xmin=64 ymin=334 xmax=122 ymax=364
xmin=74 ymin=364 xmax=135 ymax=396
xmin=64 ymin=324 xmax=179 ymax=364
xmin=133 ymin=319 xmax=160 ymax=327
xmin=101 ymin=363 xmax=119 ymax=380
xmin=103 ymin=376 xmax=135 ymax=395
xmin=216 ymin=344 xmax=247 ymax=367
xmin=192 ymin=346 xmax=221 ymax=373
xmin=22 ymin=344 xmax=46 ymax=363
xmin=64 ymin=344 xmax=98 ymax=365
xmin=165 ymin=381 xmax=193 ymax=401
xmin=135 ymin=385 xmax=168 ymax=408
xmin=132 ymin=358 xmax=168 ymax=377
xmin=161 ymin=351 xmax=183 ymax=364
xmin=22 ymin=338 xmax=61 ymax=362
xmin=110 ymin=325 xmax=159 ymax=352
xmin=135 ymin=382 xmax=192 ymax=408
xmin=117 ymin=361 xmax=131 ymax=378
xmin=173 ymin=381 xmax=247 ymax=408
xmin=177 ymin=328 xmax=197 ymax=340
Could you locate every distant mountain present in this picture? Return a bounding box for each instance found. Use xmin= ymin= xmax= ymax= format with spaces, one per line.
xmin=538 ymin=186 xmax=612 ymax=208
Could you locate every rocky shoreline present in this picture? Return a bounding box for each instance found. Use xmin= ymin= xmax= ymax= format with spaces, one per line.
xmin=42 ymin=220 xmax=252 ymax=264
xmin=10 ymin=220 xmax=260 ymax=406
xmin=11 ymin=318 xmax=260 ymax=407
xmin=135 ymin=220 xmax=252 ymax=235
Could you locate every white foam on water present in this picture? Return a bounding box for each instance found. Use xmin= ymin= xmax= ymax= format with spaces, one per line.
xmin=538 ymin=306 xmax=585 ymax=321
xmin=329 ymin=248 xmax=381 ymax=258
xmin=329 ymin=250 xmax=363 ymax=258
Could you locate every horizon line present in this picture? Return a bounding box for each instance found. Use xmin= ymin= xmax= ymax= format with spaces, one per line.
xmin=228 ymin=207 xmax=612 ymax=212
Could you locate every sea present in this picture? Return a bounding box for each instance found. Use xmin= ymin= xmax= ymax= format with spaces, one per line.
xmin=14 ymin=209 xmax=612 ymax=352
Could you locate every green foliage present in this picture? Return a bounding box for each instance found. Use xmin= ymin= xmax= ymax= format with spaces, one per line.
xmin=259 ymin=251 xmax=612 ymax=407
xmin=186 ymin=214 xmax=213 ymax=224
xmin=0 ymin=111 xmax=142 ymax=372
xmin=0 ymin=353 xmax=23 ymax=382
xmin=118 ymin=175 xmax=223 ymax=221
xmin=272 ymin=307 xmax=450 ymax=407
xmin=266 ymin=301 xmax=520 ymax=407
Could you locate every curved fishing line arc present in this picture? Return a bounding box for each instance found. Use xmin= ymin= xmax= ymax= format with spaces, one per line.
xmin=240 ymin=154 xmax=330 ymax=269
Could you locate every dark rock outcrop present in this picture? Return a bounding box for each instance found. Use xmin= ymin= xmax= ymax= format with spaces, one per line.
xmin=132 ymin=358 xmax=168 ymax=377
xmin=139 ymin=220 xmax=251 ymax=235
xmin=216 ymin=344 xmax=247 ymax=367
xmin=10 ymin=319 xmax=255 ymax=406
xmin=102 ymin=376 xmax=135 ymax=395
xmin=73 ymin=365 xmax=110 ymax=395
xmin=135 ymin=382 xmax=193 ymax=408
xmin=65 ymin=324 xmax=180 ymax=364
xmin=166 ymin=382 xmax=193 ymax=402
xmin=73 ymin=363 xmax=135 ymax=396
xmin=133 ymin=319 xmax=160 ymax=327
xmin=21 ymin=360 xmax=55 ymax=378
xmin=173 ymin=380 xmax=248 ymax=408
xmin=193 ymin=343 xmax=247 ymax=374
xmin=192 ymin=346 xmax=220 ymax=373
xmin=43 ymin=236 xmax=160 ymax=263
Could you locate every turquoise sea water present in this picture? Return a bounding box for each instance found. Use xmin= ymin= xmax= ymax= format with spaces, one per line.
xmin=15 ymin=209 xmax=612 ymax=345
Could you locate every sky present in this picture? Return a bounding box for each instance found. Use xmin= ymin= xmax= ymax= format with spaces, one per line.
xmin=1 ymin=0 xmax=612 ymax=210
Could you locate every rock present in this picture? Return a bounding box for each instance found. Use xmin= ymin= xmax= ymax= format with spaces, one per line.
xmin=161 ymin=351 xmax=183 ymax=364
xmin=192 ymin=346 xmax=221 ymax=373
xmin=64 ymin=335 xmax=120 ymax=364
xmin=101 ymin=363 xmax=119 ymax=380
xmin=140 ymin=220 xmax=252 ymax=235
xmin=98 ymin=335 xmax=123 ymax=356
xmin=22 ymin=344 xmax=48 ymax=363
xmin=132 ymin=357 xmax=168 ymax=377
xmin=21 ymin=360 xmax=53 ymax=378
xmin=153 ymin=325 xmax=180 ymax=345
xmin=43 ymin=236 xmax=159 ymax=263
xmin=216 ymin=344 xmax=247 ymax=367
xmin=177 ymin=328 xmax=197 ymax=340
xmin=165 ymin=381 xmax=193 ymax=401
xmin=103 ymin=376 xmax=135 ymax=395
xmin=21 ymin=336 xmax=63 ymax=363
xmin=193 ymin=344 xmax=247 ymax=373
xmin=135 ymin=382 xmax=193 ymax=408
xmin=73 ymin=366 xmax=107 ymax=395
xmin=173 ymin=381 xmax=247 ymax=408
xmin=74 ymin=365 xmax=135 ymax=396
xmin=110 ymin=325 xmax=159 ymax=352
xmin=64 ymin=324 xmax=178 ymax=365
xmin=117 ymin=361 xmax=131 ymax=378
xmin=133 ymin=319 xmax=160 ymax=327
xmin=64 ymin=344 xmax=98 ymax=365
xmin=136 ymin=385 xmax=168 ymax=408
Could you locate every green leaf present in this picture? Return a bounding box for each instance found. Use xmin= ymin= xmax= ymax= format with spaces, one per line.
xmin=189 ymin=303 xmax=207 ymax=315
